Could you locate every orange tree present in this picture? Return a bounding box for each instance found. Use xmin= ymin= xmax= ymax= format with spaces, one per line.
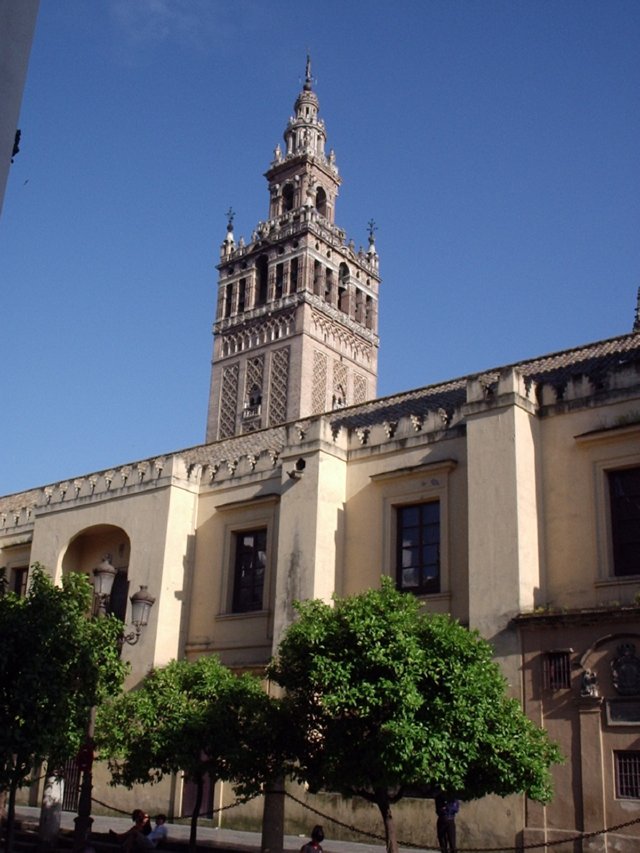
xmin=268 ymin=579 xmax=561 ymax=853
xmin=96 ymin=656 xmax=282 ymax=853
xmin=0 ymin=567 xmax=126 ymax=853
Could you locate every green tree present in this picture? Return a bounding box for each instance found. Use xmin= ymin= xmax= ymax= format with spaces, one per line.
xmin=0 ymin=566 xmax=127 ymax=853
xmin=268 ymin=579 xmax=562 ymax=853
xmin=96 ymin=656 xmax=279 ymax=853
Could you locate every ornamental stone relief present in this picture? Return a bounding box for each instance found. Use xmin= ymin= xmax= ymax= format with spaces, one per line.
xmin=219 ymin=363 xmax=240 ymax=439
xmin=611 ymin=643 xmax=640 ymax=696
xmin=312 ymin=350 xmax=328 ymax=414
xmin=268 ymin=347 xmax=290 ymax=426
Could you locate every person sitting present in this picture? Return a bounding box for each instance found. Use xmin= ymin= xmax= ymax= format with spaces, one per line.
xmin=148 ymin=815 xmax=168 ymax=848
xmin=300 ymin=825 xmax=324 ymax=853
xmin=110 ymin=809 xmax=153 ymax=851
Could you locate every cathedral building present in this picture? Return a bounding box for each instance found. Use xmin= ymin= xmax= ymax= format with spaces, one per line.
xmin=2 ymin=63 xmax=640 ymax=852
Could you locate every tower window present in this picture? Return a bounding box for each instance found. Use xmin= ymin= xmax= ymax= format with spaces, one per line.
xmin=290 ymin=258 xmax=299 ymax=293
xmin=338 ymin=263 xmax=349 ymax=313
xmin=315 ymin=187 xmax=327 ymax=217
xmin=256 ymin=256 xmax=269 ymax=306
xmin=313 ymin=260 xmax=322 ymax=296
xmin=283 ymin=184 xmax=294 ymax=212
xmin=238 ymin=278 xmax=246 ymax=312
xmin=365 ymin=295 xmax=373 ymax=329
xmin=325 ymin=269 xmax=333 ymax=303
xmin=224 ymin=284 xmax=233 ymax=317
xmin=275 ymin=263 xmax=284 ymax=299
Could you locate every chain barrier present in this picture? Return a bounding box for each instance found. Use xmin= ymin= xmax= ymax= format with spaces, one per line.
xmin=86 ymin=789 xmax=640 ymax=851
xmin=90 ymin=793 xmax=256 ymax=821
xmin=284 ymin=790 xmax=640 ymax=852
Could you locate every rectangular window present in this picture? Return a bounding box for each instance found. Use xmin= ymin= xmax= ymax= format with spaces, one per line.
xmin=396 ymin=502 xmax=440 ymax=594
xmin=275 ymin=264 xmax=284 ymax=299
xmin=12 ymin=567 xmax=28 ymax=597
xmin=543 ymin=651 xmax=571 ymax=690
xmin=224 ymin=284 xmax=233 ymax=317
xmin=289 ymin=258 xmax=299 ymax=293
xmin=232 ymin=529 xmax=267 ymax=613
xmin=616 ymin=751 xmax=640 ymax=799
xmin=608 ymin=467 xmax=640 ymax=577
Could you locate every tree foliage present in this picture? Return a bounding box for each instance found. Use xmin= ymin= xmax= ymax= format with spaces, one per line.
xmin=96 ymin=656 xmax=280 ymax=853
xmin=0 ymin=566 xmax=127 ymax=852
xmin=268 ymin=579 xmax=562 ymax=853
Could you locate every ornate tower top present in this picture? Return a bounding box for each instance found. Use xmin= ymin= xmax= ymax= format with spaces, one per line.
xmin=206 ymin=62 xmax=381 ymax=443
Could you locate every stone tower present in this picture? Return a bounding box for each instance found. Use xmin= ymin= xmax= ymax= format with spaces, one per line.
xmin=205 ymin=59 xmax=381 ymax=442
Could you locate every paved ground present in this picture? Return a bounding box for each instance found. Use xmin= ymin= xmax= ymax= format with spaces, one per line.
xmin=14 ymin=806 xmax=437 ymax=853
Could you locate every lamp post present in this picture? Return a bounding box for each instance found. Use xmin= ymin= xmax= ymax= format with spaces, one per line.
xmin=73 ymin=556 xmax=155 ymax=851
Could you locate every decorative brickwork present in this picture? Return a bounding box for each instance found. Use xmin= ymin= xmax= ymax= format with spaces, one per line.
xmin=268 ymin=347 xmax=290 ymax=425
xmin=219 ymin=363 xmax=239 ymax=439
xmin=353 ymin=372 xmax=367 ymax=404
xmin=333 ymin=360 xmax=348 ymax=408
xmin=312 ymin=350 xmax=328 ymax=414
xmin=245 ymin=356 xmax=265 ymax=403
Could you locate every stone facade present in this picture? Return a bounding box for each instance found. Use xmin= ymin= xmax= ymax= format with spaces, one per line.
xmin=2 ymin=62 xmax=640 ymax=852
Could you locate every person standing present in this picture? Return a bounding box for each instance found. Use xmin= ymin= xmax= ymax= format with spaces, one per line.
xmin=435 ymin=793 xmax=459 ymax=853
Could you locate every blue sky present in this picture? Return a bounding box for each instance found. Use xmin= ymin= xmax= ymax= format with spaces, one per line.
xmin=1 ymin=0 xmax=639 ymax=496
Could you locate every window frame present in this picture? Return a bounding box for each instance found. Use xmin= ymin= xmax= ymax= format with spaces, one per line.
xmin=396 ymin=501 xmax=441 ymax=595
xmin=214 ymin=494 xmax=279 ymax=617
xmin=615 ymin=750 xmax=640 ymax=799
xmin=373 ymin=459 xmax=455 ymax=601
xmin=231 ymin=527 xmax=268 ymax=614
xmin=593 ymin=456 xmax=640 ymax=581
xmin=607 ymin=466 xmax=640 ymax=578
xmin=543 ymin=650 xmax=572 ymax=691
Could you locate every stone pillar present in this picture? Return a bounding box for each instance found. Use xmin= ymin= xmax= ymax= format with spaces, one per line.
xmin=464 ymin=369 xmax=541 ymax=674
xmin=579 ymin=698 xmax=607 ymax=853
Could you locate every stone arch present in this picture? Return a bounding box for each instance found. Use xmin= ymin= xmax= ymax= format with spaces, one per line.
xmin=315 ymin=186 xmax=327 ymax=216
xmin=282 ymin=183 xmax=295 ymax=212
xmin=62 ymin=525 xmax=131 ymax=623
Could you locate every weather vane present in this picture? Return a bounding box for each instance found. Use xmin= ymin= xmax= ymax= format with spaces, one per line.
xmin=367 ymin=219 xmax=378 ymax=241
xmin=226 ymin=207 xmax=235 ymax=230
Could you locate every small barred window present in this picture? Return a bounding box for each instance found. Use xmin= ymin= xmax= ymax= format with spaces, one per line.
xmin=616 ymin=751 xmax=640 ymax=799
xmin=544 ymin=651 xmax=571 ymax=690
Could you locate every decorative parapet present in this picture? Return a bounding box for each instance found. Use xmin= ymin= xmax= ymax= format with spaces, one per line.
xmin=0 ymin=456 xmax=172 ymax=525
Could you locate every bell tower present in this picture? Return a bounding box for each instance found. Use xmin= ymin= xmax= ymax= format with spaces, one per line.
xmin=205 ymin=59 xmax=381 ymax=442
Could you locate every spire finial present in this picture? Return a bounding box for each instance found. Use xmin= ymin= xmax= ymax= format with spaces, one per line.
xmin=634 ymin=286 xmax=640 ymax=332
xmin=367 ymin=219 xmax=378 ymax=244
xmin=226 ymin=207 xmax=235 ymax=232
xmin=304 ymin=54 xmax=313 ymax=91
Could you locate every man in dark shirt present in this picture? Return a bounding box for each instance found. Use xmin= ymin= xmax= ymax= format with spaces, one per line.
xmin=435 ymin=793 xmax=459 ymax=853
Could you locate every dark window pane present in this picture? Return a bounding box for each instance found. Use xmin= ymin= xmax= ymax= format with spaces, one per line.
xmin=396 ymin=501 xmax=440 ymax=595
xmin=232 ymin=529 xmax=267 ymax=613
xmin=609 ymin=468 xmax=640 ymax=577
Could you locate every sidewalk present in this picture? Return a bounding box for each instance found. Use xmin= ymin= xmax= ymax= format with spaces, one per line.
xmin=14 ymin=806 xmax=437 ymax=853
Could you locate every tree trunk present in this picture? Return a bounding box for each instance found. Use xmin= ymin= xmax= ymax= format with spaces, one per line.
xmin=5 ymin=775 xmax=20 ymax=853
xmin=261 ymin=774 xmax=285 ymax=853
xmin=38 ymin=773 xmax=64 ymax=853
xmin=188 ymin=776 xmax=204 ymax=853
xmin=375 ymin=791 xmax=398 ymax=853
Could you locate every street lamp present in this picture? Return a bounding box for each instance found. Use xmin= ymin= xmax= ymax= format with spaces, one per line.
xmin=73 ymin=556 xmax=155 ymax=851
